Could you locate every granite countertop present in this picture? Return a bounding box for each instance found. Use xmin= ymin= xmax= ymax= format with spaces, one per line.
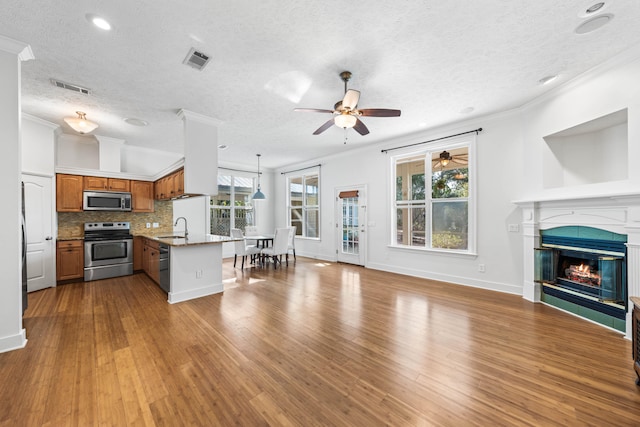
xmin=144 ymin=234 xmax=240 ymax=247
xmin=57 ymin=236 xmax=84 ymax=241
xmin=631 ymin=296 xmax=640 ymax=307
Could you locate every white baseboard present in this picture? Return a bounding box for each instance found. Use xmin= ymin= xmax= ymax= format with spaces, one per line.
xmin=366 ymin=261 xmax=523 ymax=295
xmin=168 ymin=283 xmax=223 ymax=304
xmin=0 ymin=328 xmax=27 ymax=353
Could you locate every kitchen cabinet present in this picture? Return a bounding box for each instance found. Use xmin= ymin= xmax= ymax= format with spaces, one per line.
xmin=133 ymin=236 xmax=143 ymax=271
xmin=56 ymin=174 xmax=83 ymax=212
xmin=84 ymin=176 xmax=130 ymax=192
xmin=143 ymin=238 xmax=160 ymax=284
xmin=56 ymin=240 xmax=84 ymax=282
xmin=131 ymin=180 xmax=154 ymax=212
xmin=154 ymin=168 xmax=184 ymax=200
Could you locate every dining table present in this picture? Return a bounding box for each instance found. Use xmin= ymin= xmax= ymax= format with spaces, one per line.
xmin=244 ymin=234 xmax=274 ymax=249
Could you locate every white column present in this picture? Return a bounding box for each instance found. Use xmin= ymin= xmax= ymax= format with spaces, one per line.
xmin=0 ymin=35 xmax=33 ymax=353
xmin=520 ymin=202 xmax=541 ymax=302
xmin=177 ymin=109 xmax=221 ymax=196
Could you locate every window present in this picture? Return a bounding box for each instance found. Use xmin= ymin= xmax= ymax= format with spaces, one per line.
xmin=392 ymin=139 xmax=474 ymax=253
xmin=288 ymin=172 xmax=319 ymax=238
xmin=210 ymin=175 xmax=255 ymax=236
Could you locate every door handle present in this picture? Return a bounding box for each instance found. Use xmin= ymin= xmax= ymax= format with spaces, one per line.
xmin=45 ymin=236 xmax=53 ymax=240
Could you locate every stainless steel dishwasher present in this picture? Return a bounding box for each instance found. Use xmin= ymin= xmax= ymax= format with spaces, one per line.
xmin=159 ymin=243 xmax=170 ymax=293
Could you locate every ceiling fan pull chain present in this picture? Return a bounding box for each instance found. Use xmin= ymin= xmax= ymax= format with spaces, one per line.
xmin=344 ymin=128 xmax=348 ymax=144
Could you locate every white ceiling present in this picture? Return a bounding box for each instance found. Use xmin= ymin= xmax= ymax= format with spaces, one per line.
xmin=4 ymin=0 xmax=640 ymax=170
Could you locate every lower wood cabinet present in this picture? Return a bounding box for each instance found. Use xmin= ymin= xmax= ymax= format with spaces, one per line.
xmin=56 ymin=240 xmax=84 ymax=282
xmin=133 ymin=236 xmax=143 ymax=271
xmin=142 ymin=238 xmax=160 ymax=284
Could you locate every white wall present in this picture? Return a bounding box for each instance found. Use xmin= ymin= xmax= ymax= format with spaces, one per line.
xmin=0 ymin=36 xmax=30 ymax=353
xmin=173 ymin=196 xmax=209 ymax=237
xmin=22 ymin=115 xmax=57 ymax=176
xmin=275 ymin=111 xmax=525 ymax=295
xmin=273 ymin=48 xmax=640 ymax=297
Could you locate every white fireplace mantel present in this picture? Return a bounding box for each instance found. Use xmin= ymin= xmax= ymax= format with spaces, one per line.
xmin=514 ymin=192 xmax=640 ymax=339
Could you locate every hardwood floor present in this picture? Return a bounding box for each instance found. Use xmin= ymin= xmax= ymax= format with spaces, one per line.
xmin=2 ymin=258 xmax=639 ymax=426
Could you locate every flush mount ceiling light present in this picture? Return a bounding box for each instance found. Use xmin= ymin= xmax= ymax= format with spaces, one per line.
xmin=64 ymin=111 xmax=99 ymax=134
xmin=124 ymin=117 xmax=148 ymax=126
xmin=575 ymin=13 xmax=613 ymax=34
xmin=252 ymin=154 xmax=266 ymax=200
xmin=217 ymin=144 xmax=228 ymax=150
xmin=85 ymin=14 xmax=111 ymax=31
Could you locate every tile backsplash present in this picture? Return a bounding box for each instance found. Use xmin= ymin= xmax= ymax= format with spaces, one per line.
xmin=58 ymin=200 xmax=173 ymax=238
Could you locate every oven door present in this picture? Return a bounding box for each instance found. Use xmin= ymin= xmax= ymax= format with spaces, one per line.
xmin=84 ymin=238 xmax=133 ymax=268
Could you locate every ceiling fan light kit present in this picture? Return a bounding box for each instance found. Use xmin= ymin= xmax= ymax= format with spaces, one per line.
xmin=64 ymin=111 xmax=99 ymax=134
xmin=295 ymin=70 xmax=401 ymax=137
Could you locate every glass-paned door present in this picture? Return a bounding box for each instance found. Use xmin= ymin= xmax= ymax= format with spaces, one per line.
xmin=336 ymin=186 xmax=366 ymax=266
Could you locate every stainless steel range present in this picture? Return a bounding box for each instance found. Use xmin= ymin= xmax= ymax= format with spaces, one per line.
xmin=84 ymin=222 xmax=133 ymax=281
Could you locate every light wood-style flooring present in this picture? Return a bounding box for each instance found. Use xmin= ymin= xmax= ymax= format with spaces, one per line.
xmin=1 ymin=257 xmax=639 ymax=426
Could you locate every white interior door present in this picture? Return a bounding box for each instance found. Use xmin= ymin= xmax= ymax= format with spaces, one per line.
xmin=22 ymin=174 xmax=55 ymax=292
xmin=335 ymin=186 xmax=366 ymax=266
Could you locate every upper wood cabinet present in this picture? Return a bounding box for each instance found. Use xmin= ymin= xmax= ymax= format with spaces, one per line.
xmin=131 ymin=180 xmax=154 ymax=212
xmin=84 ymin=176 xmax=130 ymax=192
xmin=154 ymin=168 xmax=184 ymax=200
xmin=56 ymin=174 xmax=83 ymax=212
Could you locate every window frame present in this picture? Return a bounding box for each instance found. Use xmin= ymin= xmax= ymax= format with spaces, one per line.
xmin=287 ymin=169 xmax=321 ymax=240
xmin=390 ymin=136 xmax=476 ymax=255
xmin=210 ymin=174 xmax=256 ymax=236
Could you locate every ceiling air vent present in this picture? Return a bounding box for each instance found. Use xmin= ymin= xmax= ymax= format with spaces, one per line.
xmin=183 ymin=48 xmax=211 ymax=71
xmin=50 ymin=79 xmax=91 ymax=95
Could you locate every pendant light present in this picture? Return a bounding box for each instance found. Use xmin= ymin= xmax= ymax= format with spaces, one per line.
xmin=64 ymin=111 xmax=99 ymax=134
xmin=252 ymin=154 xmax=266 ymax=200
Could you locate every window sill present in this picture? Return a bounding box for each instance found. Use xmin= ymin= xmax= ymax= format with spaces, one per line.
xmin=388 ymin=244 xmax=478 ymax=259
xmin=295 ymin=236 xmax=320 ymax=241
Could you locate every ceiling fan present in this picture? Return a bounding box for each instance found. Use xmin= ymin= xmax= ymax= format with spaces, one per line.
xmin=432 ymin=151 xmax=468 ymax=168
xmin=294 ymin=71 xmax=401 ymax=136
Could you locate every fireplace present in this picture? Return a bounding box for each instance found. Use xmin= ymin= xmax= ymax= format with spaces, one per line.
xmin=534 ymin=228 xmax=627 ymax=323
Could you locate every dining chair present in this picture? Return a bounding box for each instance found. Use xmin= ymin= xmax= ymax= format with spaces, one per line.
xmin=244 ymin=225 xmax=259 ymax=247
xmin=231 ymin=228 xmax=261 ymax=269
xmin=286 ymin=227 xmax=296 ymax=263
xmin=260 ymin=227 xmax=290 ymax=268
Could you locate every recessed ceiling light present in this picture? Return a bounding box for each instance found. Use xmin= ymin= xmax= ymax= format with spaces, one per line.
xmin=575 ymin=14 xmax=613 ymax=34
xmin=218 ymin=144 xmax=228 ymax=150
xmin=86 ymin=14 xmax=111 ymax=31
xmin=459 ymin=107 xmax=475 ymax=114
xmin=124 ymin=118 xmax=148 ymax=127
xmin=538 ymin=75 xmax=559 ymax=85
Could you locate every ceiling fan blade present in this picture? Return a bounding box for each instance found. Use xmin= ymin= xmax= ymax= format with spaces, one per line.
xmin=313 ymin=118 xmax=335 ymax=135
xmin=342 ymin=90 xmax=360 ymax=110
xmin=294 ymin=108 xmax=334 ymax=114
xmin=353 ymin=118 xmax=370 ymax=135
xmin=358 ymin=108 xmax=401 ymax=117
xmin=452 ymin=158 xmax=468 ymax=165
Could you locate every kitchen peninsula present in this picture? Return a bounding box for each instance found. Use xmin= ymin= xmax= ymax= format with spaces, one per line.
xmin=151 ymin=234 xmax=238 ymax=304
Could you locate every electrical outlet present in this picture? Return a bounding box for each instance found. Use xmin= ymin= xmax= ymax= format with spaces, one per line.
xmin=146 ymin=223 xmax=151 ymax=228
xmin=508 ymin=224 xmax=520 ymax=232
xmin=196 ymin=270 xmax=203 ymax=279
xmin=152 ymin=222 xmax=159 ymax=228
xmin=478 ymin=264 xmax=486 ymax=273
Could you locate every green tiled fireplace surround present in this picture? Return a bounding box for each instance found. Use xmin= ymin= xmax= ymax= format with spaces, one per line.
xmin=542 ymin=293 xmax=626 ymax=332
xmin=540 ymin=225 xmax=627 ymax=333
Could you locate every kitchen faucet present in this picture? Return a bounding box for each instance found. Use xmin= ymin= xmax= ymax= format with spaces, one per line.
xmin=174 ymin=217 xmax=188 ymax=238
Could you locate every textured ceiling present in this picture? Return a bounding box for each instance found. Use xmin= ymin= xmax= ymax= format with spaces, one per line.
xmin=3 ymin=0 xmax=640 ymax=169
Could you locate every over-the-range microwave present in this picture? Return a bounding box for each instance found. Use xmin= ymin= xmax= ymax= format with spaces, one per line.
xmin=83 ymin=191 xmax=132 ymax=211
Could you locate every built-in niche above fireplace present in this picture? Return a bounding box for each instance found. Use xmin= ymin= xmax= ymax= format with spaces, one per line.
xmin=542 ymin=109 xmax=628 ymax=189
xmin=534 ymin=226 xmax=627 ymax=331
